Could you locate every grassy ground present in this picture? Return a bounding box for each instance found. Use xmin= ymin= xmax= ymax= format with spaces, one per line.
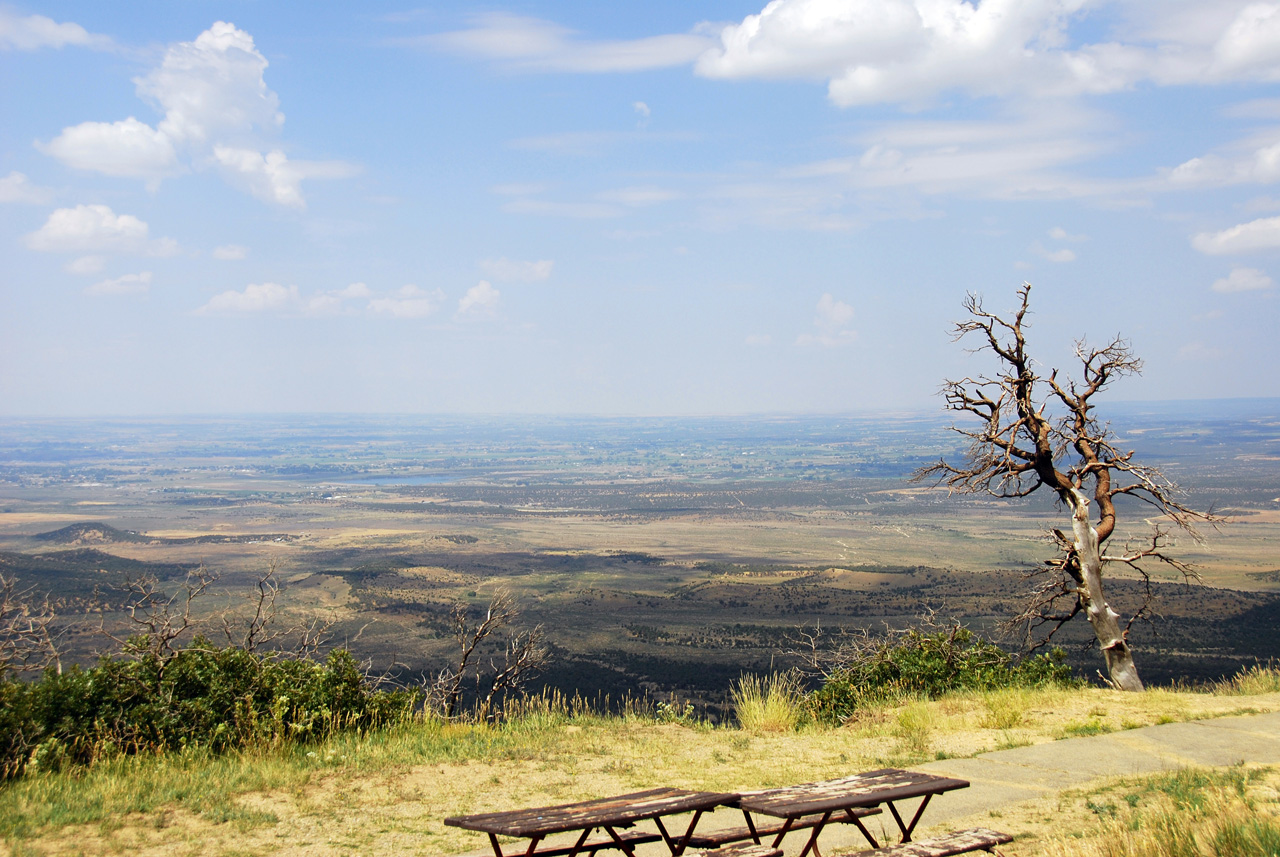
xmin=2 ymin=673 xmax=1278 ymax=857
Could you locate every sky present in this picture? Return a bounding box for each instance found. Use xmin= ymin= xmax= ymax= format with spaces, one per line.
xmin=2 ymin=1 xmax=1279 ymax=416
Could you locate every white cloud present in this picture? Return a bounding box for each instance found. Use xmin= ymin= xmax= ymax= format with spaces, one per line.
xmin=0 ymin=11 xmax=110 ymax=51
xmin=24 ymin=204 xmax=178 ymax=256
xmin=502 ymin=198 xmax=625 ymax=219
xmin=303 ymin=282 xmax=374 ymax=315
xmin=212 ymin=244 xmax=248 ymax=261
xmin=36 ymin=22 xmax=353 ymax=206
xmin=598 ymin=186 xmax=683 ymax=206
xmin=786 ymin=104 xmax=1126 ymax=200
xmin=1049 ymin=226 xmax=1087 ymax=241
xmin=140 ymin=21 xmax=282 ymax=147
xmin=65 ymin=255 xmax=106 ymax=275
xmin=491 ymin=182 xmax=551 ymax=196
xmin=457 ymin=280 xmax=501 ymax=317
xmin=797 ymin=292 xmax=857 ymax=346
xmin=479 ymin=258 xmax=554 ymax=282
xmin=694 ymin=0 xmax=1280 ymax=108
xmin=86 ymin=271 xmax=152 ymax=296
xmin=0 ymin=171 xmax=54 ymax=205
xmin=1211 ymin=266 xmax=1275 ymax=292
xmin=421 ymin=13 xmax=712 ymax=72
xmin=1031 ymin=241 xmax=1077 ymax=262
xmin=38 ymin=118 xmax=179 ymax=182
xmin=199 ymin=282 xmax=299 ymax=314
xmin=1177 ymin=341 xmax=1223 ymax=361
xmin=213 ymin=147 xmax=304 ymax=208
xmin=368 ymin=284 xmax=444 ymax=319
xmin=1192 ymin=215 xmax=1280 ymax=254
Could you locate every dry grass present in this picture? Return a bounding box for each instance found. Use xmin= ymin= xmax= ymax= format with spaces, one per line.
xmin=2 ymin=681 xmax=1277 ymax=857
xmin=731 ymin=673 xmax=806 ymax=733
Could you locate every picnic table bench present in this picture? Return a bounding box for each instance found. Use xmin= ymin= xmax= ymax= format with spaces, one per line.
xmin=729 ymin=769 xmax=972 ymax=857
xmin=445 ymin=770 xmax=1007 ymax=857
xmin=445 ymin=787 xmax=737 ymax=857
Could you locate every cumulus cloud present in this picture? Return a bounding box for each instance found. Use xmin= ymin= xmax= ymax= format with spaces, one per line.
xmin=24 ymin=204 xmax=178 ymax=256
xmin=213 ymin=146 xmax=305 ymax=208
xmin=1211 ymin=266 xmax=1275 ymax=292
xmin=1192 ymin=215 xmax=1280 ymax=254
xmin=199 ymin=282 xmax=299 ymax=314
xmin=797 ymin=292 xmax=857 ymax=346
xmin=0 ymin=171 xmax=54 ymax=205
xmin=368 ymin=284 xmax=444 ymax=319
xmin=457 ymin=280 xmax=501 ymax=317
xmin=37 ymin=22 xmax=353 ymax=206
xmin=37 ymin=117 xmax=179 ymax=183
xmin=0 ymin=10 xmax=110 ymax=51
xmin=86 ymin=271 xmax=152 ymax=296
xmin=694 ymin=0 xmax=1280 ymax=107
xmin=479 ymin=258 xmax=554 ymax=282
xmin=212 ymin=244 xmax=248 ymax=260
xmin=420 ymin=13 xmax=711 ymax=72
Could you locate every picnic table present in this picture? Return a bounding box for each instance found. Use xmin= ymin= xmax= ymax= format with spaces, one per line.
xmin=728 ymin=769 xmax=971 ymax=857
xmin=444 ymin=787 xmax=738 ymax=857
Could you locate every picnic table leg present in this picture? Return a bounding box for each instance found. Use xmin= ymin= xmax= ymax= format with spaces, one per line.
xmin=486 ymin=832 xmax=540 ymax=857
xmin=602 ymin=826 xmax=640 ymax=857
xmin=657 ymin=808 xmax=706 ymax=857
xmin=887 ymin=794 xmax=932 ymax=842
xmin=741 ymin=810 xmax=761 ymax=845
xmin=768 ymin=816 xmax=796 ymax=850
xmin=845 ymin=810 xmax=880 ymax=850
xmin=793 ymin=810 xmax=832 ymax=857
xmin=565 ymin=826 xmax=595 ymax=857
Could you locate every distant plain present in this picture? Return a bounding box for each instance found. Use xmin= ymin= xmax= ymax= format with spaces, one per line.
xmin=2 ymin=406 xmax=1278 ymax=707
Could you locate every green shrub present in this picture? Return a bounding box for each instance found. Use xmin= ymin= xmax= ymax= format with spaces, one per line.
xmin=0 ymin=639 xmax=418 ymax=779
xmin=808 ymin=626 xmax=1075 ymax=723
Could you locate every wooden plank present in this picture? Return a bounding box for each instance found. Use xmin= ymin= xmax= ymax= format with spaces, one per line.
xmin=690 ymin=845 xmax=783 ymax=857
xmin=735 ymin=770 xmax=969 ymax=818
xmin=859 ymin=828 xmax=1012 ymax=857
xmin=446 ymin=789 xmax=740 ymax=837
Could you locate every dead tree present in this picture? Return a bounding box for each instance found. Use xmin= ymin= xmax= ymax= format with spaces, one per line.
xmin=0 ymin=573 xmax=62 ymax=677
xmin=104 ymin=565 xmax=218 ymax=676
xmin=915 ymin=284 xmax=1217 ymax=691
xmin=430 ymin=590 xmax=550 ymax=718
xmin=219 ymin=562 xmax=333 ymax=659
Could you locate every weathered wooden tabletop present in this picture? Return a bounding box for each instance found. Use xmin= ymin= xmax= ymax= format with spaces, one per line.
xmin=734 ymin=769 xmax=969 ymax=819
xmin=445 ymin=788 xmax=740 ymax=838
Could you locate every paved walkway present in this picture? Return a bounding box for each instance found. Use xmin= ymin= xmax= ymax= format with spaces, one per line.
xmin=808 ymin=710 xmax=1280 ymax=853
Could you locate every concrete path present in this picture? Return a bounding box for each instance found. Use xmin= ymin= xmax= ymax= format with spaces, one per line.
xmin=810 ymin=710 xmax=1280 ymax=853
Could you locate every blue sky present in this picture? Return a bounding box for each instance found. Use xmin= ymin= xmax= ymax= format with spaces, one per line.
xmin=2 ymin=1 xmax=1279 ymax=415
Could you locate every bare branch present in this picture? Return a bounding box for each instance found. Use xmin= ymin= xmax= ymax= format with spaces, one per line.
xmin=919 ymin=283 xmax=1220 ymax=690
xmin=0 ymin=573 xmax=62 ymax=676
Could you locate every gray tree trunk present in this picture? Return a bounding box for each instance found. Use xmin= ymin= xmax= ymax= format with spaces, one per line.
xmin=1068 ymin=489 xmax=1144 ymax=691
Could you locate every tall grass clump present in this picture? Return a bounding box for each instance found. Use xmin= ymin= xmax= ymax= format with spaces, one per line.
xmin=807 ymin=625 xmax=1076 ymax=724
xmin=1042 ymin=766 xmax=1280 ymax=857
xmin=1213 ymin=661 xmax=1280 ymax=696
xmin=0 ymin=639 xmax=418 ymax=780
xmin=732 ymin=672 xmax=805 ymax=733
